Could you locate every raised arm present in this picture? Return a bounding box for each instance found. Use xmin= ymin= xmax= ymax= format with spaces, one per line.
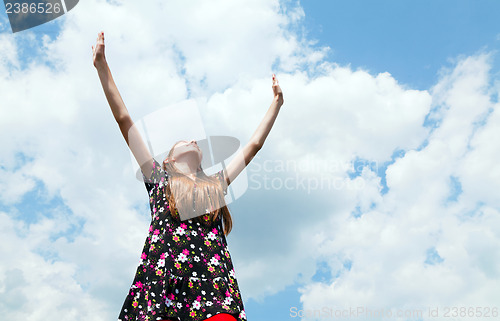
xmin=223 ymin=74 xmax=284 ymax=185
xmin=92 ymin=31 xmax=154 ymax=179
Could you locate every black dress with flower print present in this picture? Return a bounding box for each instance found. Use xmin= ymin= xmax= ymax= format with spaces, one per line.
xmin=118 ymin=159 xmax=247 ymax=321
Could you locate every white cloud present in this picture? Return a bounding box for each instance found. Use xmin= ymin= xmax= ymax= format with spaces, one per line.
xmin=298 ymin=54 xmax=500 ymax=320
xmin=0 ymin=212 xmax=110 ymax=320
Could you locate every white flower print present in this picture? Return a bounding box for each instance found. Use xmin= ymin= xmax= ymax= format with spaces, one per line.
xmin=206 ymin=301 xmax=213 ymax=306
xmin=177 ymin=253 xmax=188 ymax=263
xmin=175 ymin=227 xmax=185 ymax=236
xmin=210 ymin=256 xmax=220 ymax=266
xmin=157 ymin=259 xmax=165 ymax=268
xmin=191 ymin=231 xmax=197 ymax=236
xmin=192 ymin=300 xmax=201 ymax=310
xmin=176 ymin=302 xmax=182 ymax=309
xmin=224 ymin=296 xmax=233 ymax=306
xmin=207 ymin=231 xmax=216 ymax=240
xmin=151 ymin=235 xmax=159 ymax=243
xmin=193 ymin=256 xmax=200 ymax=262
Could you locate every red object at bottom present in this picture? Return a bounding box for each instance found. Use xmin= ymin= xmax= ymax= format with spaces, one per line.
xmin=159 ymin=312 xmax=237 ymax=321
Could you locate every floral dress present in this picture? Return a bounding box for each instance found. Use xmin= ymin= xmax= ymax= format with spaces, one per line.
xmin=118 ymin=159 xmax=247 ymax=321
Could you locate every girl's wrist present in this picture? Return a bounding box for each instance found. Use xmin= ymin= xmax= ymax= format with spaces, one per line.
xmin=94 ymin=59 xmax=108 ymax=72
xmin=273 ymin=96 xmax=284 ymax=106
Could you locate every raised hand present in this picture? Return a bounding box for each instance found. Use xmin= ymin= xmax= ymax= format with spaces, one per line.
xmin=272 ymin=74 xmax=284 ymax=106
xmin=92 ymin=31 xmax=106 ymax=68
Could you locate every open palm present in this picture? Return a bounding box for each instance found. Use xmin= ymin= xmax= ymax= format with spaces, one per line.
xmin=92 ymin=31 xmax=106 ymax=68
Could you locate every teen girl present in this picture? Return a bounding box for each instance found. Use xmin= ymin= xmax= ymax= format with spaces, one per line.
xmin=92 ymin=31 xmax=284 ymax=321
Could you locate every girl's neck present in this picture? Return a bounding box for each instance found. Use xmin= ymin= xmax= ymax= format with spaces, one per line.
xmin=173 ymin=161 xmax=198 ymax=180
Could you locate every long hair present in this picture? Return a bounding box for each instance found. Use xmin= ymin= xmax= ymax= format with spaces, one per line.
xmin=162 ymin=140 xmax=233 ymax=236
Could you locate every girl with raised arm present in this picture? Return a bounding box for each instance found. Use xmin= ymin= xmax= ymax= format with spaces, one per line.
xmin=92 ymin=31 xmax=284 ymax=321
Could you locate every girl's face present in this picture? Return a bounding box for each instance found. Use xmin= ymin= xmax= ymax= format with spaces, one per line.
xmin=171 ymin=139 xmax=203 ymax=165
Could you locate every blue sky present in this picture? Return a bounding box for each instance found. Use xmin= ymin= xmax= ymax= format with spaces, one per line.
xmin=300 ymin=0 xmax=500 ymax=89
xmin=1 ymin=1 xmax=500 ymax=321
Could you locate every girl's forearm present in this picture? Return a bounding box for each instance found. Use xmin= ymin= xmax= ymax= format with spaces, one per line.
xmin=249 ymin=97 xmax=283 ymax=148
xmin=96 ymin=61 xmax=130 ymax=124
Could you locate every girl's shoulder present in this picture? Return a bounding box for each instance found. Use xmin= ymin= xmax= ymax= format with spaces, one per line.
xmin=210 ymin=168 xmax=228 ymax=196
xmin=142 ymin=158 xmax=169 ymax=187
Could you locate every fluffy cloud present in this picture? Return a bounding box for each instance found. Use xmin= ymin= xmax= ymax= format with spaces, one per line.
xmin=298 ymin=54 xmax=500 ymax=320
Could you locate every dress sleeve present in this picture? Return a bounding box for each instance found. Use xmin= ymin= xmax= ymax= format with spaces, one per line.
xmin=142 ymin=159 xmax=168 ymax=193
xmin=214 ymin=169 xmax=228 ymax=196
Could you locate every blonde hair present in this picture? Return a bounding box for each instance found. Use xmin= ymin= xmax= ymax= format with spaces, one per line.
xmin=162 ymin=140 xmax=233 ymax=236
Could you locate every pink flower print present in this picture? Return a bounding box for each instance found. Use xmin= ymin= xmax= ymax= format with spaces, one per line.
xmin=189 ymin=311 xmax=196 ymax=317
xmin=132 ymin=301 xmax=139 ymax=308
xmin=180 ymin=223 xmax=187 ymax=229
xmin=153 ymin=229 xmax=160 ymax=235
xmin=174 ymin=262 xmax=181 ymax=269
xmin=212 ymin=228 xmax=218 ymax=234
xmin=168 ymin=293 xmax=175 ymax=300
xmin=182 ymin=249 xmax=189 ymax=255
xmin=141 ymin=252 xmax=147 ymax=260
xmin=214 ymin=254 xmax=220 ymax=260
xmin=225 ymin=290 xmax=230 ymax=297
xmin=208 ymin=266 xmax=215 ymax=272
xmin=149 ymin=226 xmax=153 ymax=232
xmin=160 ymin=253 xmax=165 ymax=259
xmin=135 ymin=281 xmax=143 ymax=288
